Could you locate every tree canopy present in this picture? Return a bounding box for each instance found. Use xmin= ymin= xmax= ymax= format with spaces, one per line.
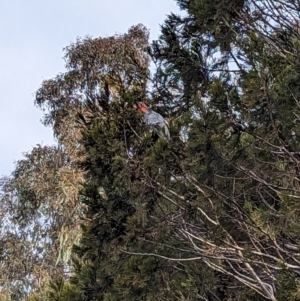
xmin=2 ymin=1 xmax=300 ymax=300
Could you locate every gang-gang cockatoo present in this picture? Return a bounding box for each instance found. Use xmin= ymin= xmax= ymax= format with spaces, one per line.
xmin=137 ymin=102 xmax=170 ymax=141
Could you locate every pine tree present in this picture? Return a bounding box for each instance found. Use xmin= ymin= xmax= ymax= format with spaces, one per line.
xmin=147 ymin=0 xmax=300 ymax=300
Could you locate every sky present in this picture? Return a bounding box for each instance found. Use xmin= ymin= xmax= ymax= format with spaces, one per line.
xmin=0 ymin=0 xmax=181 ymax=176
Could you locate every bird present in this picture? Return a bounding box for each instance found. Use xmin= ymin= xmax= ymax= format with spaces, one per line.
xmin=137 ymin=102 xmax=170 ymax=141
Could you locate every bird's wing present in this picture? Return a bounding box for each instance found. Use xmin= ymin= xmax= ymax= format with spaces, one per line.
xmin=143 ymin=111 xmax=165 ymax=125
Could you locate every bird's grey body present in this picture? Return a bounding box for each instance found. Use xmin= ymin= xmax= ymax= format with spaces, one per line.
xmin=143 ymin=110 xmax=170 ymax=140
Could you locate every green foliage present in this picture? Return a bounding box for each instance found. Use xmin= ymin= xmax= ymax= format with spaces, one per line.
xmin=4 ymin=1 xmax=300 ymax=301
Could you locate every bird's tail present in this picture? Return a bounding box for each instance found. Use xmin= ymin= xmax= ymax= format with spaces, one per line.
xmin=156 ymin=123 xmax=170 ymax=141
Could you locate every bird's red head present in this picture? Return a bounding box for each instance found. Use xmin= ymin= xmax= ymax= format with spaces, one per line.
xmin=137 ymin=102 xmax=148 ymax=113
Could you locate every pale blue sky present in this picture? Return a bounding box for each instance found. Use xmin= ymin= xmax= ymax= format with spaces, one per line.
xmin=0 ymin=0 xmax=180 ymax=176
